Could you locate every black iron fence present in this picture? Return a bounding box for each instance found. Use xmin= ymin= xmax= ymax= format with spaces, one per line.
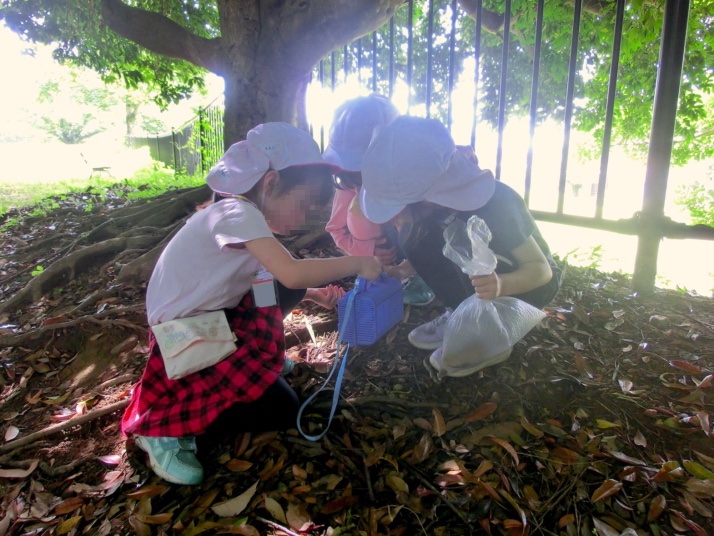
xmin=130 ymin=0 xmax=713 ymax=293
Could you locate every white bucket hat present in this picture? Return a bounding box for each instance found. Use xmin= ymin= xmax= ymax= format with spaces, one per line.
xmin=206 ymin=122 xmax=340 ymax=196
xmin=322 ymin=94 xmax=400 ymax=171
xmin=359 ymin=116 xmax=496 ymax=224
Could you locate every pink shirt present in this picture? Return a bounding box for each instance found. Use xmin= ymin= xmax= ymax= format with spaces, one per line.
xmin=326 ymin=189 xmax=383 ymax=256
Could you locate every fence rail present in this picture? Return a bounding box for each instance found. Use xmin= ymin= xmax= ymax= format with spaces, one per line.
xmin=129 ymin=0 xmax=713 ymax=293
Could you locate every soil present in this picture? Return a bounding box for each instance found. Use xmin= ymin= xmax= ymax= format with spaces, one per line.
xmin=1 ymin=190 xmax=713 ymax=535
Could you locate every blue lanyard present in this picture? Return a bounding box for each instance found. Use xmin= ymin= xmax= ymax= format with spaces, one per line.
xmin=296 ymin=286 xmax=358 ymax=441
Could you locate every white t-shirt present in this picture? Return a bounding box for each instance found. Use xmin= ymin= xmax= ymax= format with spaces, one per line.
xmin=146 ymin=198 xmax=273 ymax=326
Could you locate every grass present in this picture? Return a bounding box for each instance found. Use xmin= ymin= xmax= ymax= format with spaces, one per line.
xmin=0 ymin=161 xmax=205 ymax=220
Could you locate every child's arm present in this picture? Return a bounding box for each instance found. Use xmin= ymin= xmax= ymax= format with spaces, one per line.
xmin=326 ymin=190 xmax=380 ymax=257
xmin=470 ymin=236 xmax=552 ymax=300
xmin=246 ymin=236 xmax=382 ymax=289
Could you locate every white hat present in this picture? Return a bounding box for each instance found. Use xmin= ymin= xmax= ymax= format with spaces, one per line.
xmin=206 ymin=122 xmax=340 ymax=195
xmin=359 ymin=116 xmax=496 ymax=224
xmin=322 ymin=94 xmax=400 ymax=171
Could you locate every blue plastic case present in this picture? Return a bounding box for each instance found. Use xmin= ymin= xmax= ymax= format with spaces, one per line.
xmin=338 ymin=274 xmax=404 ymax=346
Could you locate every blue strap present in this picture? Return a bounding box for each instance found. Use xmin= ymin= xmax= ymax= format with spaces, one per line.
xmin=296 ymin=285 xmax=358 ymax=441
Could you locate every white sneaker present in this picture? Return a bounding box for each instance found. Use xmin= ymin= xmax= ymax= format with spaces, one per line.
xmin=408 ymin=309 xmax=452 ymax=350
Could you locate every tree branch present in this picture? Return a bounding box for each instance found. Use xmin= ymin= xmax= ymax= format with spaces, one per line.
xmin=100 ymin=0 xmax=224 ymax=74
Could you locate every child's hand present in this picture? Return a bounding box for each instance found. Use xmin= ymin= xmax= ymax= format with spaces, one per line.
xmin=383 ymin=260 xmax=415 ymax=281
xmin=374 ymin=237 xmax=397 ymax=265
xmin=470 ymin=273 xmax=501 ymax=300
xmin=305 ymin=285 xmax=345 ymax=309
xmin=358 ymin=256 xmax=383 ymax=280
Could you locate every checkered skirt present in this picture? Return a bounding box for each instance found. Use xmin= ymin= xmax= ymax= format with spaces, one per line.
xmin=121 ymin=293 xmax=285 ymax=438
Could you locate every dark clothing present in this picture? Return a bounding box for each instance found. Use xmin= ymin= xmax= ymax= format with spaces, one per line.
xmin=400 ymin=181 xmax=561 ymax=310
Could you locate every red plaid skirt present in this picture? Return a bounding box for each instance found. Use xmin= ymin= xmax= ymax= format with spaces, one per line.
xmin=122 ymin=293 xmax=285 ymax=437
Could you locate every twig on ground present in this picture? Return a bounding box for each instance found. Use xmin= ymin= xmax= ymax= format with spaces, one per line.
xmin=255 ymin=516 xmax=302 ymax=536
xmin=0 ymin=399 xmax=129 ymax=453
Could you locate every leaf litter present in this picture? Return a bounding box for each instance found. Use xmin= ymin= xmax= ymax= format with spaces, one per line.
xmin=0 ymin=190 xmax=713 ymax=535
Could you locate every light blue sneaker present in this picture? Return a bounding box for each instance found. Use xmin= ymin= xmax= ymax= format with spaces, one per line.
xmin=134 ymin=435 xmax=204 ymax=485
xmin=402 ymin=276 xmax=435 ymax=306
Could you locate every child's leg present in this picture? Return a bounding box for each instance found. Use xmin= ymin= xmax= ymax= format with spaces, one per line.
xmin=204 ymin=377 xmax=299 ymax=435
xmin=400 ymin=218 xmax=473 ymax=310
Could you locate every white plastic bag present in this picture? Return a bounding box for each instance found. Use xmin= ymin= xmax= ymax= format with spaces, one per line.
xmin=432 ymin=216 xmax=545 ymax=377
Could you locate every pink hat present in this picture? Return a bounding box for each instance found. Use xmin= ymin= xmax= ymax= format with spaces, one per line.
xmin=359 ymin=116 xmax=496 ymax=224
xmin=206 ymin=122 xmax=340 ymax=195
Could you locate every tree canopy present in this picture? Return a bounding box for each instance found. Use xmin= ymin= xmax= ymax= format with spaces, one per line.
xmin=1 ymin=0 xmax=712 ymax=161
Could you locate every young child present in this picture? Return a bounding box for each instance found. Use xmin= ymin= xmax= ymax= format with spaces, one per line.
xmin=122 ymin=122 xmax=382 ymax=485
xmin=323 ymin=94 xmax=435 ymax=306
xmin=359 ymin=116 xmax=561 ymax=367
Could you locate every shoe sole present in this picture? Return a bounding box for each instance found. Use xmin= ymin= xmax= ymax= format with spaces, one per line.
xmin=134 ymin=436 xmax=202 ymax=486
xmin=431 ymin=349 xmax=512 ymax=377
xmin=407 ymin=332 xmax=443 ymax=350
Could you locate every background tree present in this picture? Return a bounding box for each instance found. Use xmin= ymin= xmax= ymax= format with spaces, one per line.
xmin=2 ymin=0 xmax=709 ymax=159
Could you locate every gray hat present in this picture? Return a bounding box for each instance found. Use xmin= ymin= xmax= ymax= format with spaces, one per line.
xmin=322 ymin=94 xmax=400 ymax=171
xmin=359 ymin=116 xmax=496 ymax=224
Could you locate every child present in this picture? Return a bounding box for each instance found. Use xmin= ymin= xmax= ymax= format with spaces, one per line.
xmin=359 ymin=116 xmax=561 ymax=367
xmin=122 ymin=122 xmax=382 ymax=485
xmin=323 ymin=94 xmax=435 ymax=306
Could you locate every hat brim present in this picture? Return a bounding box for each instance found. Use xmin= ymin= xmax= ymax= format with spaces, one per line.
xmin=423 ymin=155 xmax=496 ymax=212
xmin=359 ymin=187 xmax=406 ymax=224
xmin=323 ymin=145 xmax=364 ymax=172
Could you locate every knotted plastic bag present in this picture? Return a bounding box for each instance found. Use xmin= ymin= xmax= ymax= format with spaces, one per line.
xmin=431 ymin=216 xmax=546 ymax=377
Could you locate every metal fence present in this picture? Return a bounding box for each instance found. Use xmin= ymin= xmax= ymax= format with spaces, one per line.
xmin=132 ymin=0 xmax=713 ymax=293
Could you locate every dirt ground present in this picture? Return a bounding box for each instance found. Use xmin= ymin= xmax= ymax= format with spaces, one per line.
xmin=1 ymin=189 xmax=713 ymax=535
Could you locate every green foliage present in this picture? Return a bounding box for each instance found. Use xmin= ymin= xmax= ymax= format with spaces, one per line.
xmin=31 ymin=265 xmax=44 ymax=276
xmin=38 ymin=116 xmax=105 ymax=144
xmin=675 ymin=176 xmax=714 ymax=226
xmin=0 ymin=0 xmax=211 ymax=108
xmin=0 ymin=162 xmax=204 ymax=224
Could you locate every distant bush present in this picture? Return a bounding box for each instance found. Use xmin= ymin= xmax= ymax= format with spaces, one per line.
xmin=676 ymin=176 xmax=714 ymax=227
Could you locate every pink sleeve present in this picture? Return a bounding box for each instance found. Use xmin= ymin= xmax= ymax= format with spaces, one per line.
xmin=326 ymin=190 xmax=380 ymax=257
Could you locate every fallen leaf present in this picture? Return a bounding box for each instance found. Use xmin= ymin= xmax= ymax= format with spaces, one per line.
xmin=520 ymin=416 xmax=544 ymax=438
xmin=211 ymin=480 xmax=258 ymax=517
xmin=386 ymin=474 xmax=409 ymax=493
xmin=488 ymin=436 xmax=519 ymax=466
xmin=4 ymin=425 xmax=19 ymax=441
xmin=592 ymin=517 xmax=619 ymax=536
xmin=591 ymin=479 xmax=622 ymax=502
xmin=669 ymin=360 xmax=703 ymax=374
xmin=56 ymin=515 xmax=83 ymax=535
xmin=320 ymin=495 xmax=359 ymax=515
xmin=683 ymin=460 xmax=714 ymax=479
xmin=647 ymin=495 xmax=667 ymax=521
xmin=463 ymin=402 xmax=498 ymax=423
xmin=125 ymin=484 xmax=168 ymax=499
xmin=264 ymin=496 xmax=287 ymax=524
xmin=432 ymin=408 xmax=446 ymax=437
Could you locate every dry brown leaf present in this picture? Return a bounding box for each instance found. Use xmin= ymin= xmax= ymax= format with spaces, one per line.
xmin=432 ymin=408 xmax=446 ymax=437
xmin=519 ymin=416 xmax=544 ymax=438
xmin=488 ymin=436 xmax=519 ymax=466
xmin=226 ymin=458 xmax=254 ymax=472
xmin=591 ymin=479 xmax=622 ymax=502
xmin=264 ymin=496 xmax=287 ymax=524
xmin=550 ymin=446 xmax=581 ymax=465
xmin=128 ymin=516 xmax=151 ymax=536
xmin=463 ymin=402 xmax=498 ymax=423
xmin=647 ymin=494 xmax=667 ymax=521
xmin=56 ymin=515 xmax=83 ymax=535
xmin=125 ymin=484 xmax=168 ymax=499
xmin=54 ymin=497 xmax=85 ymax=515
xmin=211 ymin=480 xmax=258 ymax=517
xmin=386 ymin=474 xmax=409 ymax=493
xmin=320 ymin=495 xmax=359 ymax=515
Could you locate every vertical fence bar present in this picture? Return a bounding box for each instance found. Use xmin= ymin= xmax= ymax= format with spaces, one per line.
xmin=171 ymin=128 xmax=177 ymax=172
xmin=331 ymin=51 xmax=336 ymax=90
xmin=318 ymin=59 xmax=325 ymax=148
xmin=447 ymin=0 xmax=458 ymax=131
xmin=471 ymin=0 xmax=483 ymax=149
xmin=556 ymin=0 xmax=582 ymax=213
xmin=389 ymin=16 xmax=395 ymax=98
xmin=426 ymin=0 xmax=435 ymax=118
xmin=407 ymin=0 xmax=414 ymax=113
xmin=495 ymin=0 xmax=512 ymax=181
xmin=595 ymin=0 xmax=626 ymax=219
xmin=344 ymin=45 xmax=349 ymax=82
xmin=372 ymin=31 xmax=378 ymax=93
xmin=524 ymin=0 xmax=545 ymax=206
xmin=357 ymin=38 xmax=363 ymax=87
xmin=632 ymin=0 xmax=690 ymax=293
